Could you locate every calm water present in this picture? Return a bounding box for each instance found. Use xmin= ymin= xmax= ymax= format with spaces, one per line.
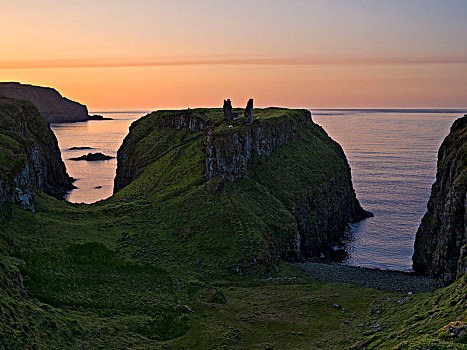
xmin=51 ymin=111 xmax=146 ymax=203
xmin=51 ymin=108 xmax=466 ymax=271
xmin=312 ymin=109 xmax=466 ymax=271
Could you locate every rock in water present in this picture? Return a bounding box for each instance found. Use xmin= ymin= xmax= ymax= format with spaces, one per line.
xmin=412 ymin=114 xmax=467 ymax=284
xmin=68 ymin=146 xmax=93 ymax=151
xmin=70 ymin=152 xmax=114 ymax=161
xmin=88 ymin=114 xmax=113 ymax=120
xmin=0 ymin=82 xmax=89 ymax=123
xmin=245 ymin=99 xmax=254 ymax=125
xmin=0 ymin=97 xmax=75 ymax=210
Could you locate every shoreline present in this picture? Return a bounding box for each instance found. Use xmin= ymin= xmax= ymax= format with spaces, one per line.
xmin=294 ymin=261 xmax=440 ymax=293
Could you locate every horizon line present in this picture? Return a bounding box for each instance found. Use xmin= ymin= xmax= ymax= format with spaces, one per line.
xmin=88 ymin=107 xmax=467 ymax=113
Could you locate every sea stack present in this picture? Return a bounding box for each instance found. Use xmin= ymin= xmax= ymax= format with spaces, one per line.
xmin=412 ymin=114 xmax=467 ymax=284
xmin=245 ymin=99 xmax=254 ymax=125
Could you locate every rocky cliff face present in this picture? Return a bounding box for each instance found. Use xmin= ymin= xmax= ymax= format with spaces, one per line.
xmin=291 ymin=146 xmax=371 ymax=259
xmin=0 ymin=82 xmax=89 ymax=123
xmin=114 ymin=108 xmax=369 ymax=261
xmin=413 ymin=115 xmax=467 ymax=284
xmin=0 ymin=98 xmax=75 ymax=211
xmin=205 ymin=111 xmax=308 ymax=181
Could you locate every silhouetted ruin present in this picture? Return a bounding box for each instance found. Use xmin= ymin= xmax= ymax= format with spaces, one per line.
xmin=245 ymin=99 xmax=253 ymax=125
xmin=223 ymin=99 xmax=234 ymax=121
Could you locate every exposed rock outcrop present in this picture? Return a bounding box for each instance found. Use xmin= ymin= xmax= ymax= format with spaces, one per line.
xmin=0 ymin=82 xmax=89 ymax=123
xmin=292 ymin=146 xmax=371 ymax=259
xmin=413 ymin=115 xmax=467 ymax=284
xmin=88 ymin=114 xmax=113 ymax=120
xmin=68 ymin=146 xmax=93 ymax=151
xmin=205 ymin=110 xmax=308 ymax=181
xmin=0 ymin=97 xmax=74 ymax=211
xmin=70 ymin=152 xmax=114 ymax=161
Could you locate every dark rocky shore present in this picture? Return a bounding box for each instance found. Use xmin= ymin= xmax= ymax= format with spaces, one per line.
xmin=295 ymin=262 xmax=439 ymax=292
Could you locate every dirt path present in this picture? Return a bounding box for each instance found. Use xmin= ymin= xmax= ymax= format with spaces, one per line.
xmin=294 ymin=262 xmax=440 ymax=293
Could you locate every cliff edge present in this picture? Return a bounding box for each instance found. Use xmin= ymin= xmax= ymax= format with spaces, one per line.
xmin=0 ymin=97 xmax=75 ymax=210
xmin=413 ymin=114 xmax=467 ymax=284
xmin=0 ymin=82 xmax=89 ymax=123
xmin=113 ymin=106 xmax=370 ymax=264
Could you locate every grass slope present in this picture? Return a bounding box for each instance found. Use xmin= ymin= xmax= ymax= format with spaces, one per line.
xmin=0 ymin=108 xmax=465 ymax=349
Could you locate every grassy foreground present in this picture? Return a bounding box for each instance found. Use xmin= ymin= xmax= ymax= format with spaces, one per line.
xmin=0 ymin=108 xmax=465 ymax=349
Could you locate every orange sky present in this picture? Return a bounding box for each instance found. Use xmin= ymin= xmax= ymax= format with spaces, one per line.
xmin=1 ymin=0 xmax=467 ymax=109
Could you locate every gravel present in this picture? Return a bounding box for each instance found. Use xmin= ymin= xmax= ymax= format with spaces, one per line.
xmin=294 ymin=261 xmax=440 ymax=293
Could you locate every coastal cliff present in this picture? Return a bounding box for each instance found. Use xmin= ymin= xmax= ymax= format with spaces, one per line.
xmin=114 ymin=107 xmax=369 ymax=263
xmin=204 ymin=110 xmax=308 ymax=181
xmin=413 ymin=115 xmax=467 ymax=284
xmin=0 ymin=97 xmax=74 ymax=210
xmin=0 ymin=82 xmax=89 ymax=123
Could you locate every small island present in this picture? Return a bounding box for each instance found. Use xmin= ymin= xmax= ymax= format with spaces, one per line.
xmin=68 ymin=146 xmax=94 ymax=151
xmin=70 ymin=152 xmax=114 ymax=161
xmin=88 ymin=114 xmax=113 ymax=120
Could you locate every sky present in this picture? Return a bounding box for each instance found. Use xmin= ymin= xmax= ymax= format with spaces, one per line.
xmin=1 ymin=0 xmax=467 ymax=109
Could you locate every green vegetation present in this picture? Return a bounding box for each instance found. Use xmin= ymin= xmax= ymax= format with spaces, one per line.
xmin=149 ymin=107 xmax=305 ymax=123
xmin=446 ymin=116 xmax=466 ymax=187
xmin=0 ymin=106 xmax=465 ymax=349
xmin=0 ymin=100 xmax=34 ymax=181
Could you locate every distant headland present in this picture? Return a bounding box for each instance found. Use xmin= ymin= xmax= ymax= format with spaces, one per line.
xmin=0 ymin=82 xmax=112 ymax=123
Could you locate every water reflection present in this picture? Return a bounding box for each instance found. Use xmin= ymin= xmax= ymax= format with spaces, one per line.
xmin=312 ymin=109 xmax=464 ymax=271
xmin=51 ymin=111 xmax=146 ymax=204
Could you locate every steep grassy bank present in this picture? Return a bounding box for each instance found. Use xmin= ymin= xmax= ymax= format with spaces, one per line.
xmin=2 ymin=196 xmax=466 ymax=349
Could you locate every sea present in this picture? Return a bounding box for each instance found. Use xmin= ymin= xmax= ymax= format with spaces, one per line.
xmin=51 ymin=108 xmax=466 ymax=271
xmin=51 ymin=111 xmax=148 ymax=204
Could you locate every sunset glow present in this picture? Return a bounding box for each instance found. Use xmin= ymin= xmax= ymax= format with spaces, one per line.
xmin=2 ymin=0 xmax=467 ymax=109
